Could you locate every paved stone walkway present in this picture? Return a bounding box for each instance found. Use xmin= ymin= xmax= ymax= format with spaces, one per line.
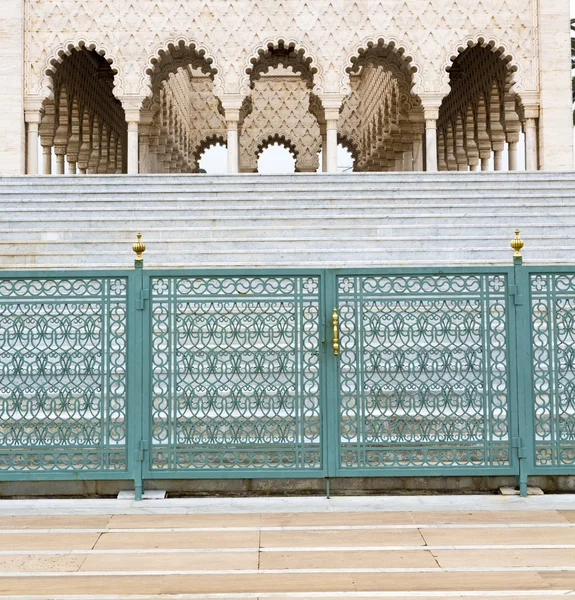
xmin=1 ymin=495 xmax=575 ymax=598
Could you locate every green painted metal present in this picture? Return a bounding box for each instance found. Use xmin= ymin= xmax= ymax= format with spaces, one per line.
xmin=525 ymin=267 xmax=575 ymax=473
xmin=0 ymin=271 xmax=132 ymax=480
xmin=143 ymin=271 xmax=326 ymax=478
xmin=0 ymin=262 xmax=573 ymax=496
xmin=334 ymin=269 xmax=516 ymax=476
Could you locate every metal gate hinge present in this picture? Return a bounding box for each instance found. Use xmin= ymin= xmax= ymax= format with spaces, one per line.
xmin=137 ymin=440 xmax=149 ymax=462
xmin=512 ymin=437 xmax=528 ymax=459
xmin=136 ymin=289 xmax=150 ymax=310
xmin=508 ymin=285 xmax=524 ymax=306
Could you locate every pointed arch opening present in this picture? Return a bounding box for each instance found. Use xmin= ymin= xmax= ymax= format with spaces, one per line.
xmin=437 ymin=42 xmax=524 ymax=172
xmin=339 ymin=39 xmax=423 ymax=172
xmin=39 ymin=44 xmax=126 ymax=174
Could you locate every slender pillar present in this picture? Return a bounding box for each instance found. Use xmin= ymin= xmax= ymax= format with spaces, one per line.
xmin=26 ymin=121 xmax=39 ymax=175
xmin=127 ymin=121 xmax=139 ymax=174
xmin=54 ymin=150 xmax=66 ymax=175
xmin=508 ymin=142 xmax=518 ymax=171
xmin=120 ymin=97 xmax=146 ymax=175
xmin=413 ymin=135 xmax=424 ymax=171
xmin=525 ymin=118 xmax=538 ymax=171
xmin=321 ymin=129 xmax=328 ymax=172
xmin=325 ymin=121 xmax=338 ymax=173
xmin=227 ymin=122 xmax=239 ymax=174
xmin=493 ymin=150 xmax=503 ymax=171
xmin=319 ymin=94 xmax=345 ymax=174
xmin=42 ymin=145 xmax=52 ymax=174
xmin=425 ymin=119 xmax=438 ymax=171
xmin=67 ymin=160 xmax=77 ymax=175
xmin=219 ymin=95 xmax=245 ymax=174
xmin=419 ymin=95 xmax=445 ymax=172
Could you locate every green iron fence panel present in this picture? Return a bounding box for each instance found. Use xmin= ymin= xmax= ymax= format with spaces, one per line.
xmin=529 ymin=270 xmax=575 ymax=469
xmin=0 ymin=274 xmax=130 ymax=477
xmin=145 ymin=273 xmax=325 ymax=476
xmin=335 ymin=271 xmax=515 ymax=474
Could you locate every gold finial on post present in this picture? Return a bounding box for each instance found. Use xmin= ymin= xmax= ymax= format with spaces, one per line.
xmin=511 ymin=229 xmax=524 ymax=259
xmin=132 ymin=233 xmax=146 ymax=262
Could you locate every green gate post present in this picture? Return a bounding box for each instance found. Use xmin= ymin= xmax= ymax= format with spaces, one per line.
xmin=511 ymin=231 xmax=531 ymax=497
xmin=132 ymin=234 xmax=148 ymax=501
xmin=324 ymin=270 xmax=339 ymax=496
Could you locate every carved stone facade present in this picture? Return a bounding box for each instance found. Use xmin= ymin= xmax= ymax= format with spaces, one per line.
xmin=1 ymin=0 xmax=572 ymax=175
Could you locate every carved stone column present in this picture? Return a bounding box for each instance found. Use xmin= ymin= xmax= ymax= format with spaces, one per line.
xmin=319 ymin=94 xmax=345 ymax=174
xmin=420 ymin=94 xmax=443 ymax=172
xmin=522 ymin=102 xmax=540 ymax=171
xmin=221 ymin=95 xmax=244 ymax=174
xmin=24 ymin=100 xmax=43 ymax=175
xmin=120 ymin=97 xmax=145 ymax=175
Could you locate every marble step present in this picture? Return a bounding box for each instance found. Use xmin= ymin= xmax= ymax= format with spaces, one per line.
xmin=0 ymin=225 xmax=570 ymax=242
xmin=0 ymin=172 xmax=574 ymax=269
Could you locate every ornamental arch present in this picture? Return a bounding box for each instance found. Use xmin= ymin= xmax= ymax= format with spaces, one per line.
xmin=38 ymin=43 xmax=127 ymax=174
xmin=17 ymin=0 xmax=572 ymax=175
xmin=137 ymin=40 xmax=227 ymax=174
xmin=437 ymin=40 xmax=524 ymax=172
xmin=339 ymin=39 xmax=424 ymax=172
xmin=239 ymin=41 xmax=323 ymax=173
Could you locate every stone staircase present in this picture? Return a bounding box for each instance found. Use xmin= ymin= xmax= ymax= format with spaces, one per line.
xmin=0 ymin=172 xmax=574 ymax=269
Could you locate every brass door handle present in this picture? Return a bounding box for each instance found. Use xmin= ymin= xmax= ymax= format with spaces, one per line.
xmin=332 ymin=308 xmax=339 ymax=356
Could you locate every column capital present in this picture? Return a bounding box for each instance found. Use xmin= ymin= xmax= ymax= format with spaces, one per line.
xmin=419 ymin=92 xmax=445 ymax=121
xmin=318 ymin=93 xmax=346 ymax=122
xmin=119 ymin=95 xmax=146 ymax=123
xmin=24 ymin=97 xmax=45 ymax=123
xmin=517 ymin=91 xmax=540 ymax=120
xmin=220 ymin=94 xmax=246 ymax=123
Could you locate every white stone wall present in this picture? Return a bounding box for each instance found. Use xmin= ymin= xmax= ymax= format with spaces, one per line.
xmin=25 ymin=0 xmax=541 ymax=98
xmin=0 ymin=0 xmax=570 ymax=174
xmin=0 ymin=0 xmax=24 ymax=175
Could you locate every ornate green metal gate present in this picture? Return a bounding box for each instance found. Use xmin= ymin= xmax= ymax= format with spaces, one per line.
xmin=1 ymin=258 xmax=574 ymax=498
xmin=334 ymin=270 xmax=516 ymax=477
xmin=142 ymin=271 xmax=326 ymax=479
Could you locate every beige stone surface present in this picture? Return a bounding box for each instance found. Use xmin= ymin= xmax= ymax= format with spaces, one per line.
xmin=421 ymin=526 xmax=575 ymax=546
xmin=0 ymin=515 xmax=113 ymax=529
xmin=259 ymin=549 xmax=439 ymax=569
xmin=260 ymin=528 xmax=426 ymax=548
xmin=79 ymin=551 xmax=258 ymax=572
xmin=108 ymin=513 xmax=262 ymax=529
xmin=0 ymin=532 xmax=100 ymax=551
xmin=434 ymin=547 xmax=575 ymax=568
xmin=1 ymin=506 xmax=575 ymax=597
xmin=93 ymin=530 xmax=259 ymax=550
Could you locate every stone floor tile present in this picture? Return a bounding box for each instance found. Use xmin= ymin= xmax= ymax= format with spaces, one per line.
xmin=0 ymin=515 xmax=113 ymax=529
xmin=108 ymin=513 xmax=262 ymax=529
xmin=0 ymin=572 xmax=357 ymax=595
xmin=434 ymin=548 xmax=575 ymax=568
xmin=259 ymin=511 xmax=416 ymax=527
xmin=260 ymin=528 xmax=425 ymax=548
xmin=421 ymin=526 xmax=575 ymax=546
xmin=79 ymin=550 xmax=258 ymax=571
xmin=351 ymin=571 xmax=551 ymax=591
xmin=92 ymin=529 xmax=259 ymax=550
xmin=412 ymin=510 xmax=570 ymax=525
xmin=0 ymin=554 xmax=85 ymax=573
xmin=259 ymin=549 xmax=439 ymax=569
xmin=0 ymin=532 xmax=100 ymax=551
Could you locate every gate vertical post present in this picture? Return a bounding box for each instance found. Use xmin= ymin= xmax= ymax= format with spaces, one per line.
xmin=324 ymin=270 xmax=339 ymax=489
xmin=132 ymin=234 xmax=147 ymax=500
xmin=511 ymin=231 xmax=531 ymax=497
